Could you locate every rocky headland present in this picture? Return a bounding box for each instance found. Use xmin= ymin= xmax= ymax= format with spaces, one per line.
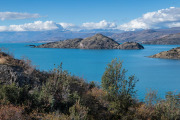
xmin=149 ymin=47 xmax=180 ymax=59
xmin=36 ymin=34 xmax=144 ymax=50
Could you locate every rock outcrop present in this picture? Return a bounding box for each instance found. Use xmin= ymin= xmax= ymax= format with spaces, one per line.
xmin=78 ymin=34 xmax=119 ymax=49
xmin=0 ymin=52 xmax=48 ymax=87
xmin=149 ymin=47 xmax=180 ymax=59
xmin=36 ymin=34 xmax=144 ymax=50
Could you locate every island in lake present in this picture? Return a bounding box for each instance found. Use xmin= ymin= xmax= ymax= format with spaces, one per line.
xmin=149 ymin=47 xmax=180 ymax=59
xmin=36 ymin=34 xmax=144 ymax=50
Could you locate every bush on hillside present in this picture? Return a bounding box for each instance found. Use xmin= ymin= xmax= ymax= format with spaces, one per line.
xmin=101 ymin=58 xmax=138 ymax=119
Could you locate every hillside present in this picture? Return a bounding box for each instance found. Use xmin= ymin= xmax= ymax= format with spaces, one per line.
xmin=0 ymin=51 xmax=48 ymax=87
xmin=143 ymin=33 xmax=180 ymax=45
xmin=110 ymin=28 xmax=180 ymax=43
xmin=0 ymin=51 xmax=179 ymax=120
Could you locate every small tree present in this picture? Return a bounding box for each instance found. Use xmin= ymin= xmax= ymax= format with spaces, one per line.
xmin=145 ymin=89 xmax=160 ymax=107
xmin=69 ymin=100 xmax=89 ymax=120
xmin=154 ymin=92 xmax=180 ymax=120
xmin=101 ymin=58 xmax=138 ymax=118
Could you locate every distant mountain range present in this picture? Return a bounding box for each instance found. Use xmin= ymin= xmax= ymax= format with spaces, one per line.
xmin=110 ymin=27 xmax=180 ymax=43
xmin=0 ymin=30 xmax=94 ymax=43
xmin=1 ymin=27 xmax=180 ymax=43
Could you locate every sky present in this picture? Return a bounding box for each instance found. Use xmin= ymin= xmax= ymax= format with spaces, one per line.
xmin=1 ymin=0 xmax=180 ymax=32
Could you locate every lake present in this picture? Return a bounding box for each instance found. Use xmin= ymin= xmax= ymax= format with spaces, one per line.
xmin=0 ymin=43 xmax=180 ymax=99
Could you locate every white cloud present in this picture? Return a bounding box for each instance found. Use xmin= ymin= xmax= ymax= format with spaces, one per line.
xmin=59 ymin=23 xmax=75 ymax=29
xmin=2 ymin=7 xmax=180 ymax=32
xmin=82 ymin=20 xmax=117 ymax=29
xmin=59 ymin=22 xmax=81 ymax=31
xmin=119 ymin=7 xmax=180 ymax=31
xmin=0 ymin=21 xmax=64 ymax=32
xmin=0 ymin=12 xmax=41 ymax=20
xmin=59 ymin=20 xmax=117 ymax=31
xmin=167 ymin=22 xmax=180 ymax=28
xmin=0 ymin=20 xmax=117 ymax=32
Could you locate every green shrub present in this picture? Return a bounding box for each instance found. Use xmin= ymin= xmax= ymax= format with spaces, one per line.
xmin=0 ymin=83 xmax=20 ymax=104
xmin=69 ymin=100 xmax=89 ymax=120
xmin=101 ymin=58 xmax=138 ymax=119
xmin=154 ymin=92 xmax=180 ymax=120
xmin=135 ymin=91 xmax=180 ymax=120
xmin=37 ymin=63 xmax=88 ymax=113
xmin=145 ymin=89 xmax=160 ymax=107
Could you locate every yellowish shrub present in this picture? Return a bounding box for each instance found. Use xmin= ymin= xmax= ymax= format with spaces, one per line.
xmin=0 ymin=104 xmax=28 ymax=120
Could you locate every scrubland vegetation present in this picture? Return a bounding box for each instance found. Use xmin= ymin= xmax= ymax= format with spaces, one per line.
xmin=0 ymin=50 xmax=179 ymax=120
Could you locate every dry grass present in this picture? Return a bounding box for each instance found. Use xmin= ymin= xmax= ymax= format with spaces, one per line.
xmin=0 ymin=52 xmax=15 ymax=65
xmin=0 ymin=104 xmax=29 ymax=120
xmin=0 ymin=52 xmax=34 ymax=70
xmin=87 ymin=87 xmax=108 ymax=106
xmin=0 ymin=57 xmax=7 ymax=64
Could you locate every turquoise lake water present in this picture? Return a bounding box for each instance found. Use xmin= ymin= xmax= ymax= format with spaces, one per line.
xmin=0 ymin=43 xmax=180 ymax=99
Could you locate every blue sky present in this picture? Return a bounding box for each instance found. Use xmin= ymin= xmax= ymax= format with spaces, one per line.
xmin=1 ymin=0 xmax=180 ymax=31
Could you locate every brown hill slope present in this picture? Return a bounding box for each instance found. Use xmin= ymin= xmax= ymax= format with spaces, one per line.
xmin=149 ymin=47 xmax=180 ymax=59
xmin=143 ymin=33 xmax=180 ymax=45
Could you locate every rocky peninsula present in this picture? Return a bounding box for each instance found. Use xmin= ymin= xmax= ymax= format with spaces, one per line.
xmin=36 ymin=34 xmax=144 ymax=50
xmin=149 ymin=47 xmax=180 ymax=59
